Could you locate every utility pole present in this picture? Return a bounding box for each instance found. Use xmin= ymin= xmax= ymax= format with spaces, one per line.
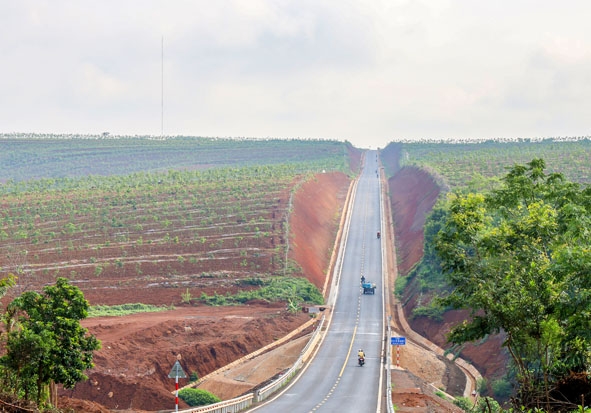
xmin=161 ymin=35 xmax=164 ymax=139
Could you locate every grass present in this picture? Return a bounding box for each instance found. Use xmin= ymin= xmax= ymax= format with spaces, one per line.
xmin=88 ymin=302 xmax=172 ymax=317
xmin=198 ymin=276 xmax=324 ymax=307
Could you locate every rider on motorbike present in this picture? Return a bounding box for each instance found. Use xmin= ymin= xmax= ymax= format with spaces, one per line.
xmin=358 ymin=349 xmax=366 ymax=366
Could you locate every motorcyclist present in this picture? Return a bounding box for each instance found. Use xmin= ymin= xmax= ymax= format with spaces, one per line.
xmin=358 ymin=349 xmax=366 ymax=366
xmin=360 ymin=275 xmax=365 ymax=284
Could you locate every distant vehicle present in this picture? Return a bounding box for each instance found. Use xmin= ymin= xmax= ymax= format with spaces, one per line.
xmin=362 ymin=282 xmax=376 ymax=295
xmin=377 ymin=231 xmax=380 ymax=239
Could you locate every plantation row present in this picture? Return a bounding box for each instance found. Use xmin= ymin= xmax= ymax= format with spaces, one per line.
xmin=399 ymin=138 xmax=591 ymax=188
xmin=0 ymin=135 xmax=353 ymax=182
xmin=1 ymin=185 xmax=284 ymax=280
xmin=0 ymin=150 xmax=352 ymax=305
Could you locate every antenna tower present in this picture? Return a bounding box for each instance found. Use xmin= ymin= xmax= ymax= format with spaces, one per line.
xmin=161 ymin=36 xmax=164 ymax=139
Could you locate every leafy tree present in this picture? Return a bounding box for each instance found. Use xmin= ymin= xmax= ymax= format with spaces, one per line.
xmin=178 ymin=388 xmax=220 ymax=407
xmin=1 ymin=277 xmax=101 ymax=407
xmin=0 ymin=273 xmax=16 ymax=298
xmin=435 ymin=159 xmax=591 ymax=410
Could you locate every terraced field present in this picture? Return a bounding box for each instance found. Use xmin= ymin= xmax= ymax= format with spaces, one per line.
xmin=0 ymin=136 xmax=361 ymax=411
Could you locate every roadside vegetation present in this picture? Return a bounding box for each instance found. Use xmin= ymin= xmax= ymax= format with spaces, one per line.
xmin=197 ymin=276 xmax=324 ymax=310
xmin=436 ymin=159 xmax=591 ymax=410
xmin=386 ymin=139 xmax=591 ymax=412
xmin=178 ymin=388 xmax=221 ymax=407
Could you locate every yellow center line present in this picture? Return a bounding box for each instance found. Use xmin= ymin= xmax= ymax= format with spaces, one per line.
xmin=339 ymin=323 xmax=359 ymax=377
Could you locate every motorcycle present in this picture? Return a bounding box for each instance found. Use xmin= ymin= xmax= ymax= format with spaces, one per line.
xmin=377 ymin=231 xmax=381 ymax=239
xmin=358 ymin=356 xmax=365 ymax=367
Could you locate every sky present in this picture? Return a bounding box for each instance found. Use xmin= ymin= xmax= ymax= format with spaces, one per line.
xmin=1 ymin=1 xmax=590 ymax=149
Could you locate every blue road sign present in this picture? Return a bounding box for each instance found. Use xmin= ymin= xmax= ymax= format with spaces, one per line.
xmin=391 ymin=336 xmax=406 ymax=346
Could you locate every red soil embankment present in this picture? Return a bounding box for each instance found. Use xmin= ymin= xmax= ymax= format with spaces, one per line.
xmin=290 ymin=172 xmax=351 ymax=289
xmin=387 ymin=166 xmax=440 ymax=276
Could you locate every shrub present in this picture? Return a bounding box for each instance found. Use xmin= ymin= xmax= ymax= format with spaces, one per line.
xmin=492 ymin=378 xmax=512 ymax=399
xmin=453 ymin=396 xmax=474 ymax=411
xmin=178 ymin=388 xmax=220 ymax=407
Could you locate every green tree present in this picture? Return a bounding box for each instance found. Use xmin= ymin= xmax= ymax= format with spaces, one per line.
xmin=0 ymin=273 xmax=16 ymax=297
xmin=435 ymin=159 xmax=591 ymax=410
xmin=1 ymin=277 xmax=101 ymax=407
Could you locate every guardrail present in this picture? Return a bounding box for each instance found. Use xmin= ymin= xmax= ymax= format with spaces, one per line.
xmin=385 ymin=323 xmax=394 ymax=413
xmin=254 ymin=314 xmax=325 ymax=403
xmin=177 ymin=315 xmax=326 ymax=413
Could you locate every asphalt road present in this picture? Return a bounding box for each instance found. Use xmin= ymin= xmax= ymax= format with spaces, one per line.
xmin=253 ymin=151 xmax=385 ymax=412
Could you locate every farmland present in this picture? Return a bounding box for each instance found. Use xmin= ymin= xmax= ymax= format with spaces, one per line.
xmin=0 ymin=134 xmax=353 ymax=182
xmin=397 ymin=137 xmax=591 ymax=189
xmin=0 ymin=135 xmax=360 ymax=411
xmin=0 ymin=136 xmax=356 ymax=303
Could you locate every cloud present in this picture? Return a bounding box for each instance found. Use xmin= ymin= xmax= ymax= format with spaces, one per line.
xmin=1 ymin=1 xmax=590 ymax=146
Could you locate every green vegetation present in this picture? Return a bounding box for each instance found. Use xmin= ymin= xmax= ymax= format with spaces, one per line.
xmin=1 ymin=277 xmax=100 ymax=407
xmin=399 ymin=138 xmax=591 ymax=188
xmin=178 ymin=388 xmax=221 ymax=407
xmin=434 ymin=159 xmax=591 ymax=410
xmin=0 ymin=139 xmax=352 ymax=293
xmin=385 ymin=139 xmax=591 ymax=409
xmin=0 ymin=134 xmax=354 ymax=182
xmin=88 ymin=303 xmax=171 ymax=317
xmin=198 ymin=276 xmax=324 ymax=308
xmin=454 ymin=396 xmax=503 ymax=412
xmin=435 ymin=390 xmax=447 ymax=399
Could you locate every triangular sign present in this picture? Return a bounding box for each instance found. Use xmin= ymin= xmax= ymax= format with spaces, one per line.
xmin=168 ymin=360 xmax=187 ymax=378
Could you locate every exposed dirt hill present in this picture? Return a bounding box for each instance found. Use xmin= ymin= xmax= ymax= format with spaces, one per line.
xmin=387 ymin=165 xmax=440 ymax=275
xmin=290 ymin=172 xmax=350 ymax=289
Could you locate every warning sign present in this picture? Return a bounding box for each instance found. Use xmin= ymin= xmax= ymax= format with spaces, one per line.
xmin=168 ymin=360 xmax=187 ymax=378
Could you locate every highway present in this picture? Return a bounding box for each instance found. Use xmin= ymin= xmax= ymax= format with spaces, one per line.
xmin=252 ymin=150 xmax=385 ymax=412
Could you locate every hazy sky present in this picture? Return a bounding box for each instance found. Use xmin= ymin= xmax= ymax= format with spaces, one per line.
xmin=2 ymin=1 xmax=590 ymax=149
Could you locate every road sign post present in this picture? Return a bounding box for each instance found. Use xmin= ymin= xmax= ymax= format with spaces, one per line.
xmin=168 ymin=356 xmax=187 ymax=412
xmin=391 ymin=337 xmax=406 ymax=367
